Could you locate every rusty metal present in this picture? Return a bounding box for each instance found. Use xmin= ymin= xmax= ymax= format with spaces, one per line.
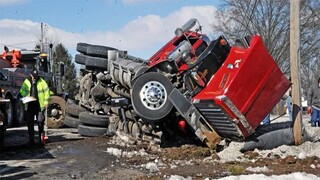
xmin=204 ymin=130 xmax=222 ymax=149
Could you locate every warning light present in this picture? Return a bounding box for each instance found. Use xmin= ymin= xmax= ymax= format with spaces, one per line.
xmin=178 ymin=120 xmax=186 ymax=129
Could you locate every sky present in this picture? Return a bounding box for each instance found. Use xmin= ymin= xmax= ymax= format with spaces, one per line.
xmin=0 ymin=0 xmax=221 ymax=60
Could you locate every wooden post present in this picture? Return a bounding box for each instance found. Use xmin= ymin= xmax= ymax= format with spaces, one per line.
xmin=290 ymin=0 xmax=303 ymax=145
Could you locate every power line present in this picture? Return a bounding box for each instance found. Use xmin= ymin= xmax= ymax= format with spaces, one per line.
xmin=10 ymin=41 xmax=38 ymax=46
xmin=0 ymin=41 xmax=38 ymax=50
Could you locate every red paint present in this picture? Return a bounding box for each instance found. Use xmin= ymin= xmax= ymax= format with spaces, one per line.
xmin=194 ymin=36 xmax=291 ymax=138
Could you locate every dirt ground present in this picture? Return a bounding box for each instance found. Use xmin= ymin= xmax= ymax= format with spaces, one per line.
xmin=1 ymin=125 xmax=319 ymax=180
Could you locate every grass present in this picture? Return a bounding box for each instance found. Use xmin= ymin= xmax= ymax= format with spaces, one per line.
xmin=228 ymin=165 xmax=245 ymax=175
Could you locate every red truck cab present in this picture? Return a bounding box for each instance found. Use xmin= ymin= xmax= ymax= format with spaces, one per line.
xmin=193 ymin=36 xmax=291 ymax=139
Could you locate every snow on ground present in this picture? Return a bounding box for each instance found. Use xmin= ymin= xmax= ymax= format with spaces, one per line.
xmin=257 ymin=141 xmax=320 ymax=159
xmin=166 ymin=172 xmax=319 ymax=180
xmin=217 ymin=141 xmax=245 ymax=162
xmin=105 ymin=114 xmax=320 ymax=179
xmin=211 ymin=114 xmax=320 ymax=179
xmin=216 ymin=172 xmax=319 ymax=180
xmin=217 ymin=114 xmax=320 ymax=162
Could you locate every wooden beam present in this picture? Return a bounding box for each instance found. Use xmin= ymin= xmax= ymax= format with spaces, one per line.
xmin=290 ymin=0 xmax=303 ymax=145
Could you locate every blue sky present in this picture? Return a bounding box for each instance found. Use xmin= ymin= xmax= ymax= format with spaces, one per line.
xmin=0 ymin=0 xmax=221 ymax=60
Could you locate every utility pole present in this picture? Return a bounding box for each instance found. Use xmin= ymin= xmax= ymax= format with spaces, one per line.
xmin=290 ymin=0 xmax=303 ymax=145
xmin=40 ymin=23 xmax=44 ymax=52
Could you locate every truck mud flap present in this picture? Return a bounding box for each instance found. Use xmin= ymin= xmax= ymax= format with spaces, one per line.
xmin=168 ymin=88 xmax=221 ymax=149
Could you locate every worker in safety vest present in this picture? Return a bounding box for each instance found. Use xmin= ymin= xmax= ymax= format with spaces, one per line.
xmin=20 ymin=70 xmax=50 ymax=145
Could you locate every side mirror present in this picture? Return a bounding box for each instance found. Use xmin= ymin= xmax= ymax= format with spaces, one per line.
xmin=60 ymin=63 xmax=65 ymax=76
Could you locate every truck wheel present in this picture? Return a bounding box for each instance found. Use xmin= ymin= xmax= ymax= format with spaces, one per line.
xmin=0 ymin=111 xmax=6 ymax=151
xmin=14 ymin=99 xmax=25 ymax=126
xmin=5 ymin=96 xmax=13 ymax=127
xmin=85 ymin=56 xmax=108 ymax=70
xmin=75 ymin=54 xmax=87 ymax=65
xmin=76 ymin=42 xmax=88 ymax=54
xmin=64 ymin=115 xmax=80 ymax=128
xmin=66 ymin=103 xmax=86 ymax=118
xmin=79 ymin=111 xmax=109 ymax=127
xmin=47 ymin=96 xmax=66 ymax=129
xmin=0 ymin=125 xmax=4 ymax=151
xmin=132 ymin=72 xmax=174 ymax=122
xmin=78 ymin=124 xmax=108 ymax=137
xmin=86 ymin=44 xmax=117 ymax=58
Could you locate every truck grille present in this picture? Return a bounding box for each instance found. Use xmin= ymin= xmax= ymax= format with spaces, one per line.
xmin=194 ymin=100 xmax=243 ymax=141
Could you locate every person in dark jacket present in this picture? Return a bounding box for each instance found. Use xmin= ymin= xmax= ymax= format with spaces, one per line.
xmin=20 ymin=70 xmax=50 ymax=144
xmin=307 ymin=77 xmax=320 ymax=127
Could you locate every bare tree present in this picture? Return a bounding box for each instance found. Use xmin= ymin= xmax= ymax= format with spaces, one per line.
xmin=212 ymin=0 xmax=320 ymax=97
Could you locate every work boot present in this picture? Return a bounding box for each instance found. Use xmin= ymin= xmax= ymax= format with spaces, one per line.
xmin=311 ymin=122 xmax=317 ymax=127
xmin=38 ymin=129 xmax=46 ymax=146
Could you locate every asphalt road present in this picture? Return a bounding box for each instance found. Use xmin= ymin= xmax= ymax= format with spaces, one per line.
xmin=1 ymin=115 xmax=319 ymax=179
xmin=0 ymin=126 xmax=145 ymax=180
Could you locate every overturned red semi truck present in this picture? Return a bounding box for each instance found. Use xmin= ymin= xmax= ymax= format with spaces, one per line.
xmin=74 ymin=18 xmax=290 ymax=149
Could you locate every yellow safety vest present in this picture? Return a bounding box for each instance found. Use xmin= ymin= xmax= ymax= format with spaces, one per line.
xmin=20 ymin=77 xmax=50 ymax=110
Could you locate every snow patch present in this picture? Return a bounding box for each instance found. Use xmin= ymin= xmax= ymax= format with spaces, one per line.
xmin=105 ymin=147 xmax=150 ymax=158
xmin=145 ymin=162 xmax=159 ymax=173
xmin=167 ymin=175 xmax=192 ymax=180
xmin=217 ymin=172 xmax=319 ymax=180
xmin=246 ymin=166 xmax=271 ymax=173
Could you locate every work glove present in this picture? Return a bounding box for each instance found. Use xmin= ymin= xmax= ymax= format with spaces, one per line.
xmin=307 ymin=106 xmax=312 ymax=114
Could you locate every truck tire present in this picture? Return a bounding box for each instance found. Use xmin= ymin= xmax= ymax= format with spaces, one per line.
xmin=79 ymin=111 xmax=109 ymax=127
xmin=78 ymin=124 xmax=108 ymax=137
xmin=85 ymin=56 xmax=108 ymax=70
xmin=47 ymin=96 xmax=66 ymax=129
xmin=76 ymin=43 xmax=88 ymax=54
xmin=131 ymin=72 xmax=174 ymax=122
xmin=75 ymin=54 xmax=87 ymax=65
xmin=64 ymin=115 xmax=80 ymax=128
xmin=5 ymin=96 xmax=13 ymax=127
xmin=0 ymin=111 xmax=5 ymax=151
xmin=0 ymin=125 xmax=4 ymax=151
xmin=76 ymin=43 xmax=117 ymax=58
xmin=66 ymin=103 xmax=86 ymax=118
xmin=86 ymin=44 xmax=117 ymax=58
xmin=13 ymin=99 xmax=25 ymax=126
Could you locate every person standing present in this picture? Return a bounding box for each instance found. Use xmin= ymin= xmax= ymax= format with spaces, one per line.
xmin=285 ymin=88 xmax=293 ymax=121
xmin=20 ymin=70 xmax=50 ymax=144
xmin=307 ymin=77 xmax=320 ymax=127
xmin=283 ymin=77 xmax=293 ymax=121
